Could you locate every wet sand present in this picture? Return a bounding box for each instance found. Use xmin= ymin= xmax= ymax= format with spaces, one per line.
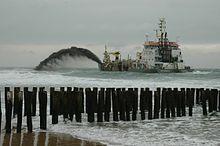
xmin=0 ymin=131 xmax=106 ymax=146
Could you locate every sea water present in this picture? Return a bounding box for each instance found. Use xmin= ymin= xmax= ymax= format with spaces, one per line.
xmin=0 ymin=67 xmax=220 ymax=146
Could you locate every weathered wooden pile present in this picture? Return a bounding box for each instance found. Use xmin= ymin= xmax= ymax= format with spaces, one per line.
xmin=0 ymin=87 xmax=219 ymax=134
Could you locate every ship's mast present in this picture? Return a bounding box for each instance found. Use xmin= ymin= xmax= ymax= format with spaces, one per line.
xmin=157 ymin=18 xmax=172 ymax=63
xmin=103 ymin=45 xmax=111 ymax=64
xmin=157 ymin=18 xmax=167 ymax=45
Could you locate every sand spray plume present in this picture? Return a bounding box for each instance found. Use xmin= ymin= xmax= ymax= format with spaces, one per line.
xmin=35 ymin=46 xmax=102 ymax=70
xmin=46 ymin=55 xmax=100 ymax=69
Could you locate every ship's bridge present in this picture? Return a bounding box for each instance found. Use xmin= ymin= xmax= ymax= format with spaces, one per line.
xmin=144 ymin=41 xmax=179 ymax=48
xmin=144 ymin=41 xmax=160 ymax=47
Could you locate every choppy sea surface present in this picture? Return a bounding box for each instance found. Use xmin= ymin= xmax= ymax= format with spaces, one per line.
xmin=0 ymin=67 xmax=220 ymax=146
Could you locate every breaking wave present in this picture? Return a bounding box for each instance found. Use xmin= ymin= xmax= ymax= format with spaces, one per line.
xmin=193 ymin=70 xmax=211 ymax=75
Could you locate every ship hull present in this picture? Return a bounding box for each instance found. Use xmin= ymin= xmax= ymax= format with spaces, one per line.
xmin=101 ymin=65 xmax=193 ymax=73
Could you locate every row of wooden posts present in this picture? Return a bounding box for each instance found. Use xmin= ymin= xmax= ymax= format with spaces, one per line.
xmin=0 ymin=87 xmax=219 ymax=134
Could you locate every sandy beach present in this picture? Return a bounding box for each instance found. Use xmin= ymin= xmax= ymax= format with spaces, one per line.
xmin=0 ymin=131 xmax=106 ymax=146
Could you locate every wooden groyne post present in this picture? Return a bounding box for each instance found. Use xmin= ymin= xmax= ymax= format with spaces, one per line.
xmin=32 ymin=87 xmax=37 ymax=116
xmin=66 ymin=87 xmax=73 ymax=121
xmin=131 ymin=88 xmax=138 ymax=121
xmin=86 ymin=88 xmax=97 ymax=122
xmin=160 ymin=88 xmax=166 ymax=119
xmin=140 ymin=88 xmax=148 ymax=120
xmin=97 ymin=88 xmax=105 ymax=122
xmin=169 ymin=88 xmax=176 ymax=118
xmin=50 ymin=87 xmax=59 ymax=124
xmin=52 ymin=91 xmax=60 ymax=124
xmin=50 ymin=87 xmax=54 ymax=116
xmin=201 ymin=89 xmax=208 ymax=116
xmin=154 ymin=88 xmax=161 ymax=119
xmin=219 ymin=90 xmax=220 ymax=112
xmin=75 ymin=89 xmax=84 ymax=122
xmin=69 ymin=87 xmax=84 ymax=123
xmin=39 ymin=89 xmax=47 ymax=130
xmin=25 ymin=91 xmax=33 ymax=132
xmin=17 ymin=91 xmax=23 ymax=133
xmin=0 ymin=91 xmax=2 ymax=133
xmin=210 ymin=89 xmax=218 ymax=112
xmin=147 ymin=90 xmax=153 ymax=120
xmin=118 ymin=88 xmax=126 ymax=121
xmin=104 ymin=88 xmax=111 ymax=122
xmin=5 ymin=89 xmax=13 ymax=133
xmin=165 ymin=88 xmax=171 ymax=118
xmin=187 ymin=88 xmax=194 ymax=116
xmin=59 ymin=87 xmax=68 ymax=121
xmin=13 ymin=87 xmax=20 ymax=118
xmin=174 ymin=88 xmax=181 ymax=117
xmin=23 ymin=87 xmax=28 ymax=116
xmin=139 ymin=88 xmax=152 ymax=120
xmin=112 ymin=88 xmax=119 ymax=121
xmin=196 ymin=88 xmax=200 ymax=105
xmin=181 ymin=88 xmax=186 ymax=116
xmin=125 ymin=89 xmax=131 ymax=121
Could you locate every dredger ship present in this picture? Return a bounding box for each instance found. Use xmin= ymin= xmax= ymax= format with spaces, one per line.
xmin=101 ymin=18 xmax=193 ymax=73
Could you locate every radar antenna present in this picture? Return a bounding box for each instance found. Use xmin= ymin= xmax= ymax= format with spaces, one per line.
xmin=145 ymin=34 xmax=149 ymax=42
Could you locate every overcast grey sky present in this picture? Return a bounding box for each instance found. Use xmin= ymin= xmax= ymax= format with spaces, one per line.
xmin=0 ymin=0 xmax=220 ymax=68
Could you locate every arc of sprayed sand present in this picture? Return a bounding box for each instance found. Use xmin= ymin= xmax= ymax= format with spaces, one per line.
xmin=35 ymin=46 xmax=102 ymax=70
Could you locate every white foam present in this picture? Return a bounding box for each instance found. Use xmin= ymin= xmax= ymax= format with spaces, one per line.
xmin=0 ymin=68 xmax=219 ymax=90
xmin=193 ymin=70 xmax=211 ymax=75
xmin=0 ymin=68 xmax=220 ymax=145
